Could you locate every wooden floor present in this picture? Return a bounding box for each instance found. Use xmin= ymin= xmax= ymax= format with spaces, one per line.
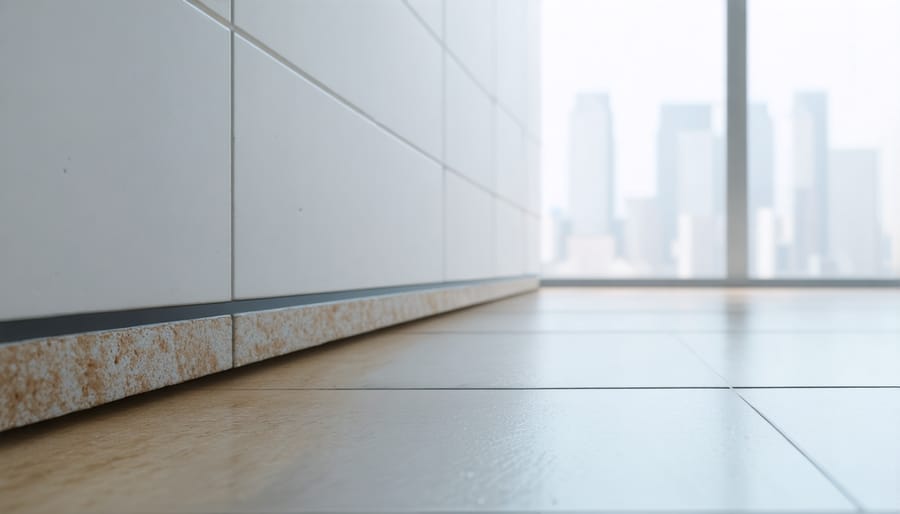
xmin=3 ymin=287 xmax=900 ymax=513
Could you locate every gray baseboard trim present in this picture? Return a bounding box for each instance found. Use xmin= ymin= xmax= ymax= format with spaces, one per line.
xmin=1 ymin=276 xmax=539 ymax=345
xmin=1 ymin=276 xmax=538 ymax=431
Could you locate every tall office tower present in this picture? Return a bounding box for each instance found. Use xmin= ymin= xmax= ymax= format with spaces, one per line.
xmin=828 ymin=149 xmax=882 ymax=276
xmin=676 ymin=130 xmax=716 ymax=218
xmin=673 ymin=130 xmax=722 ymax=276
xmin=656 ymin=104 xmax=712 ymax=270
xmin=792 ymin=91 xmax=829 ymax=274
xmin=624 ymin=198 xmax=665 ymax=275
xmin=568 ymin=93 xmax=615 ymax=236
xmin=748 ymin=103 xmax=775 ymax=276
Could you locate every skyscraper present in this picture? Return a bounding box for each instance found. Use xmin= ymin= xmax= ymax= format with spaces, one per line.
xmin=828 ymin=149 xmax=882 ymax=275
xmin=791 ymin=91 xmax=829 ymax=274
xmin=748 ymin=103 xmax=775 ymax=276
xmin=673 ymin=129 xmax=722 ymax=276
xmin=656 ymin=104 xmax=712 ymax=270
xmin=567 ymin=93 xmax=615 ymax=237
xmin=749 ymin=103 xmax=775 ymax=210
xmin=624 ymin=197 xmax=665 ymax=275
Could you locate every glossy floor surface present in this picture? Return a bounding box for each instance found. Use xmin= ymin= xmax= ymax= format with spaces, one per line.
xmin=2 ymin=288 xmax=900 ymax=513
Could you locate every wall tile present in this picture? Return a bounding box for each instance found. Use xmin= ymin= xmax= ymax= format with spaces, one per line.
xmin=445 ymin=0 xmax=496 ymax=95
xmin=235 ymin=0 xmax=442 ymax=159
xmin=526 ymin=214 xmax=540 ymax=274
xmin=445 ymin=58 xmax=495 ymax=190
xmin=525 ymin=0 xmax=542 ymax=136
xmin=527 ymin=139 xmax=541 ymax=213
xmin=496 ymin=0 xmax=528 ymax=123
xmin=0 ymin=1 xmax=231 ymax=321
xmin=233 ymin=277 xmax=538 ymax=366
xmin=445 ymin=173 xmax=494 ymax=280
xmin=496 ymin=107 xmax=529 ymax=209
xmin=495 ymin=201 xmax=527 ymax=276
xmin=233 ymin=40 xmax=443 ymax=299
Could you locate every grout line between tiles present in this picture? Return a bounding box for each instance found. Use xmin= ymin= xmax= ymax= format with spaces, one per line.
xmin=184 ymin=0 xmax=538 ymax=218
xmin=189 ymin=510 xmax=864 ymax=514
xmin=400 ymin=0 xmax=540 ymax=144
xmin=229 ymin=0 xmax=236 ymax=300
xmin=206 ymin=386 xmax=733 ymax=391
xmin=440 ymin=0 xmax=447 ymax=283
xmin=670 ymin=333 xmax=866 ymax=512
xmin=401 ymin=329 xmax=900 ymax=335
xmin=735 ymin=396 xmax=865 ymax=512
xmin=735 ymin=385 xmax=900 ymax=389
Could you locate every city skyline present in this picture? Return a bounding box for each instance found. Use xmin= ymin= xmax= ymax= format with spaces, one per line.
xmin=545 ymin=91 xmax=892 ymax=278
xmin=541 ymin=0 xmax=900 ymax=278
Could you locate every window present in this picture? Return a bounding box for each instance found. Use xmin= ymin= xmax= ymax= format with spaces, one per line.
xmin=748 ymin=0 xmax=900 ymax=278
xmin=541 ymin=0 xmax=900 ymax=282
xmin=541 ymin=0 xmax=726 ymax=278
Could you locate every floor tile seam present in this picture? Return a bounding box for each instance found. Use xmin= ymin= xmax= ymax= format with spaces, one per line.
xmin=733 ymin=390 xmax=866 ymax=511
xmin=193 ymin=508 xmax=870 ymax=514
xmin=205 ymin=386 xmax=900 ymax=391
xmin=735 ymin=386 xmax=900 ymax=389
xmin=478 ymin=308 xmax=778 ymax=312
xmin=669 ymin=333 xmax=865 ymax=511
xmin=401 ymin=330 xmax=900 ymax=335
xmin=203 ymin=386 xmax=734 ymax=391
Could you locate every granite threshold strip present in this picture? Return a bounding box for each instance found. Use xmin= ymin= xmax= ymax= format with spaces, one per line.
xmin=0 ymin=276 xmax=538 ymax=431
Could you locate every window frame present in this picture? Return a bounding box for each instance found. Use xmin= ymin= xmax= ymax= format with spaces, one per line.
xmin=542 ymin=0 xmax=900 ymax=287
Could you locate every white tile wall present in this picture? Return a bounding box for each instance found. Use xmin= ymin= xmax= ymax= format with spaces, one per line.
xmin=233 ymin=40 xmax=443 ymax=298
xmin=0 ymin=0 xmax=231 ymax=321
xmin=495 ymin=201 xmax=527 ymax=277
xmin=2 ymin=0 xmax=540 ymax=321
xmin=444 ymin=173 xmax=495 ymax=281
xmin=526 ymin=215 xmax=541 ymax=274
xmin=527 ymin=140 xmax=542 ymax=214
xmin=445 ymin=0 xmax=496 ymax=96
xmin=497 ymin=0 xmax=529 ymax=124
xmin=496 ymin=107 xmax=529 ymax=210
xmin=525 ymin=0 xmax=542 ymax=137
xmin=445 ymin=58 xmax=495 ymax=190
xmin=235 ymin=0 xmax=443 ymax=159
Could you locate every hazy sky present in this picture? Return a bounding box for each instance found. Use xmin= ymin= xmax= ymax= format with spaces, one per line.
xmin=540 ymin=0 xmax=900 ymax=232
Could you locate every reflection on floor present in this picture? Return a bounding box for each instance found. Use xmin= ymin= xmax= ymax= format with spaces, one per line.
xmin=2 ymin=287 xmax=900 ymax=513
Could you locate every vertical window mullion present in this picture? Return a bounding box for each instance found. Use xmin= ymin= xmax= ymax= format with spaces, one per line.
xmin=726 ymin=0 xmax=749 ymax=280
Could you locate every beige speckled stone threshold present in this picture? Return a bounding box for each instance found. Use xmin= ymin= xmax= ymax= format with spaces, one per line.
xmin=0 ymin=277 xmax=537 ymax=431
xmin=0 ymin=316 xmax=232 ymax=431
xmin=233 ymin=277 xmax=539 ymax=366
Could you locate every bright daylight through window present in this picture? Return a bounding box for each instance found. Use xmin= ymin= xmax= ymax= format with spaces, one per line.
xmin=748 ymin=0 xmax=900 ymax=278
xmin=541 ymin=0 xmax=900 ymax=280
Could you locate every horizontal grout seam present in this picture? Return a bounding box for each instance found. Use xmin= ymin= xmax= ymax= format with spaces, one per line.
xmin=202 ymin=386 xmax=734 ymax=391
xmin=399 ymin=0 xmax=541 ymax=144
xmin=185 ymin=0 xmax=540 ymax=217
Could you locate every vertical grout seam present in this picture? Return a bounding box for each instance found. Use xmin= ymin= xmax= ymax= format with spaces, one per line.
xmin=669 ymin=333 xmax=865 ymax=511
xmin=440 ymin=0 xmax=447 ymax=283
xmin=230 ymin=0 xmax=237 ymax=364
xmin=186 ymin=0 xmax=537 ymax=217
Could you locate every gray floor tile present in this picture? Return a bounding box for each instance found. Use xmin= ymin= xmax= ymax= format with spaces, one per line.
xmin=206 ymin=332 xmax=726 ymax=389
xmin=681 ymin=332 xmax=900 ymax=386
xmin=742 ymin=388 xmax=900 ymax=510
xmin=399 ymin=310 xmax=736 ymax=332
xmin=1 ymin=388 xmax=852 ymax=512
